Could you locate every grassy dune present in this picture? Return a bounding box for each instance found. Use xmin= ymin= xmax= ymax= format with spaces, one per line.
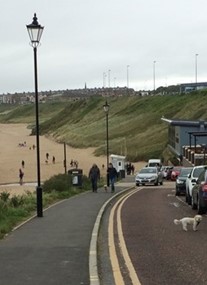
xmin=1 ymin=91 xmax=207 ymax=162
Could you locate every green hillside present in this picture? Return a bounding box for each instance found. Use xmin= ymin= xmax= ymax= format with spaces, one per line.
xmin=1 ymin=91 xmax=207 ymax=162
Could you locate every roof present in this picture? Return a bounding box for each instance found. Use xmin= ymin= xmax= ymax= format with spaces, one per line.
xmin=188 ymin=132 xmax=207 ymax=137
xmin=161 ymin=117 xmax=207 ymax=127
xmin=110 ymin=154 xmax=126 ymax=159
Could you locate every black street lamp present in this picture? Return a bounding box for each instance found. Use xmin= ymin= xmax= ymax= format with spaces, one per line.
xmin=26 ymin=13 xmax=44 ymax=217
xmin=103 ymin=101 xmax=110 ymax=186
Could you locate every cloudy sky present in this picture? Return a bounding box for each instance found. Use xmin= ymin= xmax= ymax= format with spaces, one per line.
xmin=1 ymin=0 xmax=207 ymax=93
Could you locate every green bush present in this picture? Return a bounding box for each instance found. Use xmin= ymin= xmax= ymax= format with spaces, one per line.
xmin=42 ymin=173 xmax=94 ymax=194
xmin=42 ymin=174 xmax=72 ymax=193
xmin=10 ymin=195 xmax=24 ymax=208
xmin=0 ymin=173 xmax=102 ymax=239
xmin=0 ymin=192 xmax=10 ymax=202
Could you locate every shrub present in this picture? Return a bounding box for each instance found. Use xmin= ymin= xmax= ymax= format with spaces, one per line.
xmin=0 ymin=191 xmax=10 ymax=202
xmin=43 ymin=174 xmax=72 ymax=193
xmin=10 ymin=195 xmax=24 ymax=208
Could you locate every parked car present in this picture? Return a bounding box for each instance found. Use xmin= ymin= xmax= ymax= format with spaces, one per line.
xmin=175 ymin=167 xmax=193 ymax=196
xmin=171 ymin=167 xmax=183 ymax=181
xmin=191 ymin=168 xmax=207 ymax=214
xmin=185 ymin=165 xmax=207 ymax=205
xmin=161 ymin=166 xmax=173 ymax=179
xmin=135 ymin=167 xmax=163 ymax=186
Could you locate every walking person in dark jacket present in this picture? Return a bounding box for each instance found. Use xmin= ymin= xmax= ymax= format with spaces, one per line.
xmin=88 ymin=164 xmax=100 ymax=192
xmin=107 ymin=163 xmax=118 ymax=193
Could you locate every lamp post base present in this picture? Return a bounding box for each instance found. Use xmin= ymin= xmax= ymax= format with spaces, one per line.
xmin=36 ymin=186 xmax=43 ymax=217
xmin=107 ymin=173 xmax=110 ymax=187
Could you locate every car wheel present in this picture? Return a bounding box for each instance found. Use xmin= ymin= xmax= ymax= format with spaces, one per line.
xmin=136 ymin=183 xmax=139 ymax=187
xmin=185 ymin=190 xmax=189 ymax=203
xmin=186 ymin=190 xmax=191 ymax=205
xmin=154 ymin=180 xmax=158 ymax=186
xmin=175 ymin=190 xmax=180 ymax=196
xmin=188 ymin=195 xmax=192 ymax=205
xmin=160 ymin=181 xmax=163 ymax=185
xmin=191 ymin=195 xmax=197 ymax=210
xmin=142 ymin=183 xmax=145 ymax=186
xmin=198 ymin=196 xmax=206 ymax=214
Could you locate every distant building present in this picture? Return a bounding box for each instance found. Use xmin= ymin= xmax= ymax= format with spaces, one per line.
xmin=161 ymin=117 xmax=207 ymax=165
xmin=180 ymin=82 xmax=207 ymax=93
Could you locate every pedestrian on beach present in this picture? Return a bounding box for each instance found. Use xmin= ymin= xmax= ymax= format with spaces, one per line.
xmin=21 ymin=160 xmax=25 ymax=168
xmin=19 ymin=168 xmax=24 ymax=185
xmin=52 ymin=156 xmax=55 ymax=164
xmin=88 ymin=164 xmax=100 ymax=192
xmin=46 ymin=153 xmax=49 ymax=160
xmin=107 ymin=163 xmax=118 ymax=193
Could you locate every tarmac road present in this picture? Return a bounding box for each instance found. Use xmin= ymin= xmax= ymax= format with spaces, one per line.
xmin=98 ymin=182 xmax=207 ymax=285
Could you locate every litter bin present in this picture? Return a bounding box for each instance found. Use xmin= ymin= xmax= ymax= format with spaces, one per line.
xmin=119 ymin=169 xmax=125 ymax=178
xmin=68 ymin=168 xmax=83 ymax=187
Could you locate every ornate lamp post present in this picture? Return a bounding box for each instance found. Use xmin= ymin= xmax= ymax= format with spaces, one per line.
xmin=103 ymin=101 xmax=110 ymax=186
xmin=26 ymin=13 xmax=44 ymax=217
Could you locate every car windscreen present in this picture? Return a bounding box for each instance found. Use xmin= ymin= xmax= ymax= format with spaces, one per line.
xmin=193 ymin=167 xmax=205 ymax=178
xmin=180 ymin=168 xmax=193 ymax=177
xmin=140 ymin=168 xmax=156 ymax=174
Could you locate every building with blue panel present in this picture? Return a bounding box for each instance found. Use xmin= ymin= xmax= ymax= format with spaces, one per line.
xmin=180 ymin=82 xmax=207 ymax=93
xmin=161 ymin=118 xmax=207 ymax=164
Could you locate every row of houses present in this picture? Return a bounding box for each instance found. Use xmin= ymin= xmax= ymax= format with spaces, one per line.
xmin=0 ymin=87 xmax=148 ymax=105
xmin=1 ymin=81 xmax=207 ymax=105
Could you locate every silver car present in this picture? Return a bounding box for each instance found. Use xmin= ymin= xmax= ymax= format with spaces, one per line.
xmin=135 ymin=167 xmax=163 ymax=186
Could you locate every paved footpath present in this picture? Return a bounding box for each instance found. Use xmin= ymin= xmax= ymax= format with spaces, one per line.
xmin=0 ymin=176 xmax=134 ymax=285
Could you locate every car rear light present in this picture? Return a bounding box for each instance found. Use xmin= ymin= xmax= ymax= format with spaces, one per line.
xmin=201 ymin=184 xmax=207 ymax=192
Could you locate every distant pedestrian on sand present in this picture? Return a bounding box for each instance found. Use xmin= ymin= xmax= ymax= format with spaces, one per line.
xmin=52 ymin=156 xmax=55 ymax=164
xmin=21 ymin=160 xmax=25 ymax=168
xmin=88 ymin=164 xmax=100 ymax=192
xmin=46 ymin=153 xmax=49 ymax=160
xmin=19 ymin=168 xmax=24 ymax=185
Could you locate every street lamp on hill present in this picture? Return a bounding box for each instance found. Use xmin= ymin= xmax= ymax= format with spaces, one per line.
xmin=153 ymin=60 xmax=156 ymax=95
xmin=26 ymin=13 xmax=44 ymax=217
xmin=103 ymin=101 xmax=110 ymax=186
xmin=195 ymin=53 xmax=199 ymax=90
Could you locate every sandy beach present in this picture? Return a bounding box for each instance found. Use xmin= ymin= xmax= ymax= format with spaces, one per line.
xmin=0 ymin=124 xmax=146 ymax=196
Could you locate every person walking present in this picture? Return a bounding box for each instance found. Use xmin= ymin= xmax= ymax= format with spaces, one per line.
xmin=107 ymin=163 xmax=118 ymax=193
xmin=88 ymin=164 xmax=100 ymax=192
xmin=19 ymin=168 xmax=24 ymax=185
xmin=21 ymin=160 xmax=25 ymax=168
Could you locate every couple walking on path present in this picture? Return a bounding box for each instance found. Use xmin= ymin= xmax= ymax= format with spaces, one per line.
xmin=89 ymin=162 xmax=118 ymax=193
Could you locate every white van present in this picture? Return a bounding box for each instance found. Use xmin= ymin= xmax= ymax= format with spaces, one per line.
xmin=148 ymin=159 xmax=162 ymax=168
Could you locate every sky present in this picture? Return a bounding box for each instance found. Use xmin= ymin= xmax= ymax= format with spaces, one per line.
xmin=1 ymin=0 xmax=207 ymax=93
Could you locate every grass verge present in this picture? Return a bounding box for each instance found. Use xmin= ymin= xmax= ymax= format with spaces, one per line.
xmin=0 ymin=173 xmax=105 ymax=239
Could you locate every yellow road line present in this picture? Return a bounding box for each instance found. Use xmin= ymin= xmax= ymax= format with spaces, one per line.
xmin=117 ymin=189 xmax=142 ymax=285
xmin=108 ymin=197 xmax=125 ymax=285
xmin=108 ymin=188 xmax=142 ymax=285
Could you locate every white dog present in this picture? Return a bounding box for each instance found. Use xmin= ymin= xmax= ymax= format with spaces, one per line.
xmin=174 ymin=215 xmax=202 ymax=231
xmin=104 ymin=185 xmax=108 ymax=192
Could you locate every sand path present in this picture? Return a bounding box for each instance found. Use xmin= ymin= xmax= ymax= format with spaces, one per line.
xmin=0 ymin=124 xmax=146 ymax=196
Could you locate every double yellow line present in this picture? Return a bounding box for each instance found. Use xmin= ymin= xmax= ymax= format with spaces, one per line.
xmin=108 ymin=188 xmax=142 ymax=285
